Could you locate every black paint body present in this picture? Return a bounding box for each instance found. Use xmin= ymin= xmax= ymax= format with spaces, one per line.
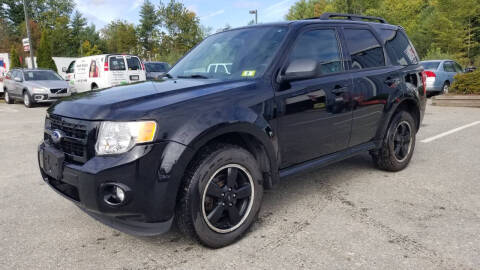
xmin=38 ymin=19 xmax=426 ymax=235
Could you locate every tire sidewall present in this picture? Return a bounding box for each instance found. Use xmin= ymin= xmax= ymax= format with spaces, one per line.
xmin=386 ymin=111 xmax=416 ymax=169
xmin=4 ymin=90 xmax=10 ymax=103
xmin=23 ymin=92 xmax=32 ymax=108
xmin=188 ymin=147 xmax=263 ymax=248
xmin=443 ymin=83 xmax=449 ymax=94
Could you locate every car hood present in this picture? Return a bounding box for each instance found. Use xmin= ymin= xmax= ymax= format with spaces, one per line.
xmin=48 ymin=79 xmax=255 ymax=120
xmin=25 ymin=80 xmax=69 ymax=89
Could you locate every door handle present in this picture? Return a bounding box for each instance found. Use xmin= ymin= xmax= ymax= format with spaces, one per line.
xmin=332 ymin=86 xmax=348 ymax=95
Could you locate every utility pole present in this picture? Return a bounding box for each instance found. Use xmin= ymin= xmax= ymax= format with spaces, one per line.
xmin=249 ymin=10 xmax=258 ymax=24
xmin=23 ymin=0 xmax=35 ymax=68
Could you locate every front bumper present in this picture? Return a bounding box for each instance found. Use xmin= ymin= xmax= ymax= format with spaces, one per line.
xmin=38 ymin=140 xmax=191 ymax=236
xmin=32 ymin=93 xmax=71 ymax=103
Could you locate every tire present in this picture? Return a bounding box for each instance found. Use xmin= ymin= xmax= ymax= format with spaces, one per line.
xmin=176 ymin=143 xmax=263 ymax=248
xmin=23 ymin=91 xmax=33 ymax=108
xmin=4 ymin=90 xmax=13 ymax=104
xmin=371 ymin=111 xmax=416 ymax=172
xmin=442 ymin=82 xmax=449 ymax=94
xmin=91 ymin=84 xmax=98 ymax=90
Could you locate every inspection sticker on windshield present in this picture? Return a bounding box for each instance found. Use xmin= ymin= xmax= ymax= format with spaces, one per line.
xmin=241 ymin=70 xmax=256 ymax=77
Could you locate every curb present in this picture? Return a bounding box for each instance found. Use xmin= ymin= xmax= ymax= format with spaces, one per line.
xmin=432 ymin=95 xmax=480 ymax=108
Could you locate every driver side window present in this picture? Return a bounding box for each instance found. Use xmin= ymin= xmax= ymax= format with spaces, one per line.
xmin=289 ymin=29 xmax=344 ymax=77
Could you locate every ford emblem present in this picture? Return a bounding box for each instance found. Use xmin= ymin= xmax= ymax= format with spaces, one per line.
xmin=51 ymin=129 xmax=64 ymax=144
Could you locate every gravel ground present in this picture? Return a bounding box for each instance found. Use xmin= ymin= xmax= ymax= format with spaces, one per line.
xmin=0 ymin=99 xmax=479 ymax=270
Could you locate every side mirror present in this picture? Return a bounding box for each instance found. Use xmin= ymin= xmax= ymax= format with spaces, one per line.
xmin=280 ymin=59 xmax=317 ymax=82
xmin=62 ymin=67 xmax=67 ymax=72
xmin=14 ymin=77 xmax=23 ymax=82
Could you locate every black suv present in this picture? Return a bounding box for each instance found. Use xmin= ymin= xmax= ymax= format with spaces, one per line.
xmin=38 ymin=13 xmax=426 ymax=248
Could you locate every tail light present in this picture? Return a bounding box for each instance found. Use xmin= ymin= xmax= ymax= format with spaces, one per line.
xmin=104 ymin=58 xmax=109 ymax=71
xmin=141 ymin=62 xmax=145 ymax=70
xmin=424 ymin=71 xmax=436 ymax=77
xmin=421 ymin=71 xmax=427 ymax=95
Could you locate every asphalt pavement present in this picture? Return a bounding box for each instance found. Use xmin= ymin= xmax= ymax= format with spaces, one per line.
xmin=0 ymin=99 xmax=479 ymax=269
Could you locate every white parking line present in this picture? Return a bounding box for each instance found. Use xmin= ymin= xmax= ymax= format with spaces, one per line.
xmin=421 ymin=121 xmax=480 ymax=143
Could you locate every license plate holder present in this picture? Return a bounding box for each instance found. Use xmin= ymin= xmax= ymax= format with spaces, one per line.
xmin=41 ymin=146 xmax=65 ymax=180
xmin=130 ymin=75 xmax=139 ymax=81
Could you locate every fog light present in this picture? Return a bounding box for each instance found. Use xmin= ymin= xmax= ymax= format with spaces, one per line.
xmin=114 ymin=186 xmax=125 ymax=202
xmin=102 ymin=183 xmax=130 ymax=206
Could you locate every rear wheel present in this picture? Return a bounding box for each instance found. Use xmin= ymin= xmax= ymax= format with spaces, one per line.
xmin=371 ymin=111 xmax=416 ymax=171
xmin=442 ymin=82 xmax=450 ymax=94
xmin=4 ymin=90 xmax=13 ymax=104
xmin=176 ymin=143 xmax=263 ymax=248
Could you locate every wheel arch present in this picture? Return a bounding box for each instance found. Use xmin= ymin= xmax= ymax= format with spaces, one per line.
xmin=377 ymin=97 xmax=421 ymax=144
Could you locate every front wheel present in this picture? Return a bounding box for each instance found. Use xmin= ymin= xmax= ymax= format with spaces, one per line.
xmin=176 ymin=143 xmax=263 ymax=248
xmin=23 ymin=92 xmax=33 ymax=108
xmin=371 ymin=111 xmax=416 ymax=172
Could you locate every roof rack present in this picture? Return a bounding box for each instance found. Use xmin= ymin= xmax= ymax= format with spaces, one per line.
xmin=309 ymin=12 xmax=388 ymax=24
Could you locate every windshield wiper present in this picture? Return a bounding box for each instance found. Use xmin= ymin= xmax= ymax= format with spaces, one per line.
xmin=177 ymin=74 xmax=210 ymax=79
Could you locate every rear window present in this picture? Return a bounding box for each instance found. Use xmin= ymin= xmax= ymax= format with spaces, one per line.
xmin=380 ymin=29 xmax=419 ymax=66
xmin=343 ymin=29 xmax=385 ymax=69
xmin=145 ymin=63 xmax=169 ymax=72
xmin=109 ymin=56 xmax=126 ymax=71
xmin=421 ymin=62 xmax=440 ymax=70
xmin=126 ymin=56 xmax=141 ymax=71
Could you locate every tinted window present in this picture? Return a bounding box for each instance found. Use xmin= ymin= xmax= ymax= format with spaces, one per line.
xmin=126 ymin=56 xmax=141 ymax=70
xmin=443 ymin=62 xmax=455 ymax=72
xmin=289 ymin=29 xmax=344 ymax=75
xmin=24 ymin=70 xmax=62 ymax=81
xmin=380 ymin=29 xmax=419 ymax=66
xmin=421 ymin=61 xmax=440 ymax=70
xmin=66 ymin=61 xmax=75 ymax=73
xmin=145 ymin=63 xmax=169 ymax=72
xmin=344 ymin=29 xmax=385 ymax=69
xmin=109 ymin=56 xmax=126 ymax=71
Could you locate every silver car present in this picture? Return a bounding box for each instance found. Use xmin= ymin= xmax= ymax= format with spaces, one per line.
xmin=420 ymin=60 xmax=463 ymax=96
xmin=3 ymin=69 xmax=71 ymax=108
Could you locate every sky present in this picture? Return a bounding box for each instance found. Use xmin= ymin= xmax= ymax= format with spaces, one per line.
xmin=74 ymin=0 xmax=296 ymax=32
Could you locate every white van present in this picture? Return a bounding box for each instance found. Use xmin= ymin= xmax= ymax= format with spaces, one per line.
xmin=65 ymin=54 xmax=146 ymax=93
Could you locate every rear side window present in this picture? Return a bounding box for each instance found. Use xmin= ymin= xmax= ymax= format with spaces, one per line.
xmin=66 ymin=61 xmax=75 ymax=73
xmin=380 ymin=29 xmax=419 ymax=66
xmin=343 ymin=29 xmax=385 ymax=69
xmin=289 ymin=29 xmax=344 ymax=75
xmin=126 ymin=56 xmax=141 ymax=71
xmin=443 ymin=62 xmax=455 ymax=72
xmin=109 ymin=56 xmax=126 ymax=71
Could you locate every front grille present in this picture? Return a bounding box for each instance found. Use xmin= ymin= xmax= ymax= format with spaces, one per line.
xmin=45 ymin=115 xmax=97 ymax=164
xmin=50 ymin=88 xmax=67 ymax=94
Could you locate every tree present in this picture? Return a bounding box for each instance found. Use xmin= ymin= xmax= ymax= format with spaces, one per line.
xmin=37 ymin=29 xmax=57 ymax=72
xmin=285 ymin=0 xmax=335 ymax=20
xmin=138 ymin=0 xmax=158 ymax=60
xmin=9 ymin=46 xmax=22 ymax=68
xmin=79 ymin=40 xmax=101 ymax=56
xmin=70 ymin=10 xmax=87 ymax=54
xmin=157 ymin=0 xmax=204 ymax=64
xmin=101 ymin=20 xmax=138 ymax=54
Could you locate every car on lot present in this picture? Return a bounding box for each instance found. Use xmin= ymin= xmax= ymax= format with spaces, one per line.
xmin=144 ymin=61 xmax=171 ymax=80
xmin=65 ymin=54 xmax=146 ymax=93
xmin=38 ymin=13 xmax=426 ymax=248
xmin=420 ymin=60 xmax=463 ymax=96
xmin=464 ymin=66 xmax=476 ymax=73
xmin=3 ymin=69 xmax=71 ymax=107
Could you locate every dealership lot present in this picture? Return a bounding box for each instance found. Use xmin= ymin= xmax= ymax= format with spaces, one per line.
xmin=0 ymin=100 xmax=479 ymax=269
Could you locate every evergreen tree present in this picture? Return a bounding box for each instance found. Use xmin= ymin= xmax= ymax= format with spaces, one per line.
xmin=37 ymin=30 xmax=57 ymax=72
xmin=9 ymin=46 xmax=21 ymax=68
xmin=138 ymin=0 xmax=158 ymax=60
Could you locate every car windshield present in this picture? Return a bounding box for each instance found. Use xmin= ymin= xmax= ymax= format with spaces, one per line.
xmin=168 ymin=26 xmax=288 ymax=80
xmin=24 ymin=70 xmax=62 ymax=81
xmin=146 ymin=63 xmax=169 ymax=72
xmin=421 ymin=62 xmax=440 ymax=70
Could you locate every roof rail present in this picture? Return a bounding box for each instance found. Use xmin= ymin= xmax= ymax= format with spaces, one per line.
xmin=309 ymin=12 xmax=388 ymax=24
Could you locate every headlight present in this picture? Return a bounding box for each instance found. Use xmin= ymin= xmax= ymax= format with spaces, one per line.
xmin=95 ymin=121 xmax=157 ymax=155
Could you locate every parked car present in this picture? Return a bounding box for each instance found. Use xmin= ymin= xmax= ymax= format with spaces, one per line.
xmin=38 ymin=13 xmax=426 ymax=248
xmin=3 ymin=69 xmax=71 ymax=108
xmin=464 ymin=66 xmax=477 ymax=73
xmin=144 ymin=61 xmax=170 ymax=80
xmin=420 ymin=60 xmax=463 ymax=96
xmin=65 ymin=54 xmax=146 ymax=93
